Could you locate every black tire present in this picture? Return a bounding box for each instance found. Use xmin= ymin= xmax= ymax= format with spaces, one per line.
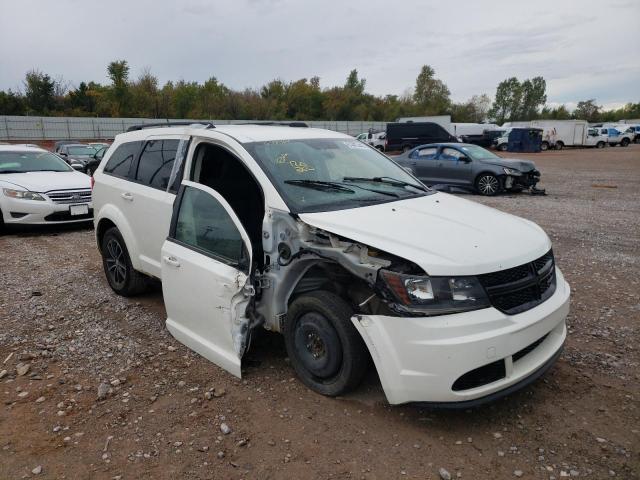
xmin=284 ymin=291 xmax=369 ymax=396
xmin=596 ymin=141 xmax=605 ymax=149
xmin=555 ymin=141 xmax=564 ymax=151
xmin=101 ymin=227 xmax=147 ymax=296
xmin=621 ymin=138 xmax=630 ymax=147
xmin=475 ymin=173 xmax=501 ymax=196
xmin=540 ymin=141 xmax=549 ymax=151
xmin=498 ymin=143 xmax=508 ymax=152
xmin=402 ymin=145 xmax=411 ymax=153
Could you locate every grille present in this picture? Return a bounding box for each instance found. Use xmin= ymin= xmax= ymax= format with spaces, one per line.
xmin=46 ymin=189 xmax=92 ymax=204
xmin=479 ymin=250 xmax=556 ymax=315
xmin=44 ymin=209 xmax=93 ymax=222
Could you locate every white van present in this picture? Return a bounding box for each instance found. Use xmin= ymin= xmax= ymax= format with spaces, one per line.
xmin=92 ymin=122 xmax=570 ymax=406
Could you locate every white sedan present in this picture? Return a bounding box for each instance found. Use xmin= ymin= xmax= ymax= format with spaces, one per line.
xmin=0 ymin=145 xmax=93 ymax=228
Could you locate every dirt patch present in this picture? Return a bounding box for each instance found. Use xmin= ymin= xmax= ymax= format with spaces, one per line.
xmin=1 ymin=146 xmax=639 ymax=479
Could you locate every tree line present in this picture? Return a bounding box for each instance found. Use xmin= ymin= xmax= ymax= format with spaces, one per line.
xmin=0 ymin=60 xmax=638 ymax=124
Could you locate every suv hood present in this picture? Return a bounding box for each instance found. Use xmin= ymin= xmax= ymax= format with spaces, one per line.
xmin=0 ymin=171 xmax=90 ymax=192
xmin=299 ymin=193 xmax=550 ymax=276
xmin=480 ymin=157 xmax=536 ymax=171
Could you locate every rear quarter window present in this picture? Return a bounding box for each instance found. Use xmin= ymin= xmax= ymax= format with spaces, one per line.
xmin=103 ymin=141 xmax=143 ymax=178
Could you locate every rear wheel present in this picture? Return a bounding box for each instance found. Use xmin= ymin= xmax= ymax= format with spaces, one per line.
xmin=476 ymin=174 xmax=501 ymax=196
xmin=284 ymin=291 xmax=369 ymax=396
xmin=555 ymin=141 xmax=564 ymax=150
xmin=101 ymin=227 xmax=147 ymax=296
xmin=540 ymin=141 xmax=549 ymax=151
xmin=498 ymin=143 xmax=508 ymax=152
xmin=596 ymin=141 xmax=605 ymax=149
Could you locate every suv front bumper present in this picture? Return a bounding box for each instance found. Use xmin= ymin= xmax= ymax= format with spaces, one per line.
xmin=351 ymin=267 xmax=570 ymax=405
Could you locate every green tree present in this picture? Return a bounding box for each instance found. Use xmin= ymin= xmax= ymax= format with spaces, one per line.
xmin=413 ymin=65 xmax=451 ymax=115
xmin=572 ymin=99 xmax=600 ymax=122
xmin=107 ymin=60 xmax=130 ymax=115
xmin=519 ymin=77 xmax=547 ymax=119
xmin=0 ymin=89 xmax=26 ymax=115
xmin=488 ymin=77 xmax=522 ymax=124
xmin=24 ymin=70 xmax=56 ymax=114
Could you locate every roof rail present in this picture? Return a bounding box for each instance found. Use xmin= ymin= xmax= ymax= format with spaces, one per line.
xmin=126 ymin=121 xmax=216 ymax=132
xmin=239 ymin=121 xmax=309 ymax=128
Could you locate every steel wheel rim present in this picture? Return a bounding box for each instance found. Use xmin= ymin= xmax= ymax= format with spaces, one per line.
xmin=294 ymin=312 xmax=342 ymax=379
xmin=105 ymin=239 xmax=127 ymax=288
xmin=479 ymin=176 xmax=498 ymax=195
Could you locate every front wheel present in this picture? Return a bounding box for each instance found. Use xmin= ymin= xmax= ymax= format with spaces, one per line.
xmin=540 ymin=141 xmax=549 ymax=151
xmin=555 ymin=141 xmax=564 ymax=150
xmin=621 ymin=138 xmax=630 ymax=147
xmin=101 ymin=227 xmax=148 ymax=296
xmin=498 ymin=143 xmax=508 ymax=152
xmin=476 ymin=174 xmax=501 ymax=196
xmin=284 ymin=291 xmax=369 ymax=397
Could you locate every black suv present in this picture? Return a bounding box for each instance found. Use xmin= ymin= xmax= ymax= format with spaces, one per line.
xmin=386 ymin=122 xmax=457 ymax=152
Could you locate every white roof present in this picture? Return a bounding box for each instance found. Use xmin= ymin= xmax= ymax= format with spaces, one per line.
xmin=115 ymin=124 xmax=351 ymax=144
xmin=0 ymin=145 xmax=47 ymax=152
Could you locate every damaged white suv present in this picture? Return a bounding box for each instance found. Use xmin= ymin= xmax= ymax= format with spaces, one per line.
xmin=92 ymin=122 xmax=570 ymax=406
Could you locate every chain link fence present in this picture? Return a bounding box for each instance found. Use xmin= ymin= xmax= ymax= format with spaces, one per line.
xmin=0 ymin=116 xmax=388 ymax=141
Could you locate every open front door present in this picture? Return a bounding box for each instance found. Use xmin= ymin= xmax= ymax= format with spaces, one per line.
xmin=161 ymin=180 xmax=253 ymax=378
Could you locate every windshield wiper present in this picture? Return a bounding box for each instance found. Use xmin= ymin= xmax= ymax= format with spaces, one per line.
xmin=343 ymin=176 xmax=427 ymax=192
xmin=284 ymin=179 xmax=356 ymax=193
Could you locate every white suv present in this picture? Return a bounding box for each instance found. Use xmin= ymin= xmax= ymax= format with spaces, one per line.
xmin=93 ymin=122 xmax=570 ymax=406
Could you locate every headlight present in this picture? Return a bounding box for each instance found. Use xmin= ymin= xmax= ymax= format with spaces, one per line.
xmin=379 ymin=270 xmax=490 ymax=315
xmin=503 ymin=167 xmax=522 ymax=176
xmin=3 ymin=188 xmax=45 ymax=201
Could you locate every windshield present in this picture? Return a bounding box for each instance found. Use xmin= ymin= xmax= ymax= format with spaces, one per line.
xmin=244 ymin=138 xmax=430 ymax=213
xmin=459 ymin=144 xmax=501 ymax=160
xmin=67 ymin=146 xmax=96 ymax=156
xmin=0 ymin=151 xmax=73 ymax=173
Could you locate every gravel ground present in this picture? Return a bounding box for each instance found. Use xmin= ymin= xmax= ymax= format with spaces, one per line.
xmin=1 ymin=145 xmax=638 ymax=479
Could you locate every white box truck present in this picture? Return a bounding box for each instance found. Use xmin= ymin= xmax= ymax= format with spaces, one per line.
xmin=499 ymin=120 xmax=607 ymax=150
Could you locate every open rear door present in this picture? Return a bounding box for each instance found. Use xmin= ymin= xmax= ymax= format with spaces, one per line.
xmin=160 ymin=180 xmax=253 ymax=377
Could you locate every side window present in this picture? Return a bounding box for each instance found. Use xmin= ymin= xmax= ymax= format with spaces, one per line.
xmin=135 ymin=139 xmax=179 ymax=190
xmin=172 ymin=186 xmax=247 ymax=270
xmin=413 ymin=147 xmax=438 ymax=159
xmin=441 ymin=147 xmax=464 ymax=161
xmin=103 ymin=141 xmax=143 ymax=178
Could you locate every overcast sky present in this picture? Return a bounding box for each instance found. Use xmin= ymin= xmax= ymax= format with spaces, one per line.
xmin=1 ymin=0 xmax=638 ymax=110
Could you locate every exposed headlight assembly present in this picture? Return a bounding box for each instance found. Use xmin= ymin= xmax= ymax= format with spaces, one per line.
xmin=379 ymin=270 xmax=490 ymax=315
xmin=3 ymin=188 xmax=45 ymax=201
xmin=503 ymin=167 xmax=522 ymax=176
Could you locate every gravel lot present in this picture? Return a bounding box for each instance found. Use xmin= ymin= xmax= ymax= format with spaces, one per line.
xmin=1 ymin=145 xmax=639 ymax=479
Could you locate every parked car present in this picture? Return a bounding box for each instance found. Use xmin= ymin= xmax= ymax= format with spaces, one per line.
xmin=460 ymin=129 xmax=505 ymax=148
xmin=367 ymin=130 xmax=386 ymax=151
xmin=85 ymin=145 xmax=109 ymax=176
xmin=53 ymin=140 xmax=82 ymax=153
xmin=92 ymin=123 xmax=569 ymax=406
xmin=57 ymin=143 xmax=99 ymax=173
xmin=386 ymin=122 xmax=457 ymax=152
xmin=0 ymin=145 xmax=92 ymax=228
xmin=88 ymin=142 xmax=111 ymax=150
xmin=603 ymin=127 xmax=633 ymax=147
xmin=394 ymin=143 xmax=541 ymax=195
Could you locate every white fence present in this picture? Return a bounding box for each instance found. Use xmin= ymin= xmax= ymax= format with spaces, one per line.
xmin=0 ymin=116 xmax=388 ymax=140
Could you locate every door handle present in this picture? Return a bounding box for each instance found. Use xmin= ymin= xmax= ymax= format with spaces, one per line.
xmin=121 ymin=192 xmax=133 ymax=201
xmin=163 ymin=256 xmax=181 ymax=268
